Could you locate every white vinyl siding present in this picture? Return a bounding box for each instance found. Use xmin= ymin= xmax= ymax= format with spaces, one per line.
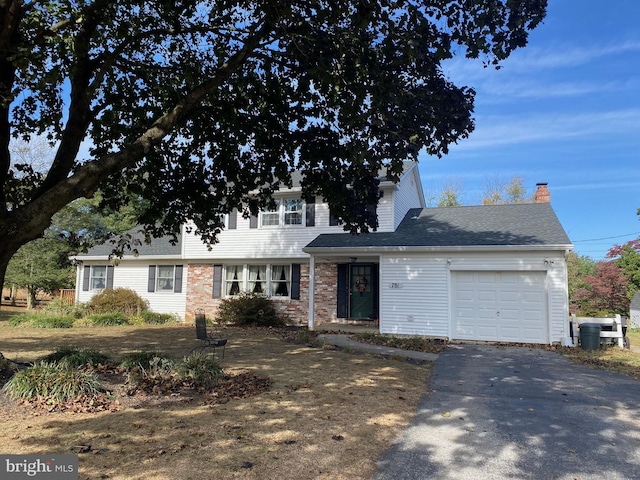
xmin=181 ymin=166 xmax=424 ymax=260
xmin=379 ymin=252 xmax=569 ymax=344
xmin=393 ymin=173 xmax=423 ymax=230
xmin=379 ymin=256 xmax=449 ymax=336
xmin=76 ymin=260 xmax=186 ymax=319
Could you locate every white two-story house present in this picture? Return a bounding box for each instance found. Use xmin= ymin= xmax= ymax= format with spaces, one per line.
xmin=75 ymin=162 xmax=574 ymax=345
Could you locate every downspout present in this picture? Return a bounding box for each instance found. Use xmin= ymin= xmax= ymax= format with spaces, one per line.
xmin=308 ymin=254 xmax=315 ymax=330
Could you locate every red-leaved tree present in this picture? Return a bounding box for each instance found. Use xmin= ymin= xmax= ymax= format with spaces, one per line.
xmin=573 ymin=260 xmax=630 ymax=316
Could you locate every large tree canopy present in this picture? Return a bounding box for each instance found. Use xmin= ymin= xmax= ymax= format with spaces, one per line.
xmin=0 ymin=0 xmax=547 ymax=286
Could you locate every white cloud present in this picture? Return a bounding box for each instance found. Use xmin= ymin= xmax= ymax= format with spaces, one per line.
xmin=444 ymin=40 xmax=640 ymax=82
xmin=452 ymin=109 xmax=640 ymax=150
xmin=475 ymin=78 xmax=639 ymax=103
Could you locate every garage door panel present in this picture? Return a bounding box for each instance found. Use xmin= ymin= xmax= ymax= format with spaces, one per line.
xmin=452 ymin=271 xmax=547 ymax=344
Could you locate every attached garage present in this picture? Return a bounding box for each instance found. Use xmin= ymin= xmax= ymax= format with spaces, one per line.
xmin=451 ymin=271 xmax=547 ymax=343
xmin=306 ymin=201 xmax=573 ymax=344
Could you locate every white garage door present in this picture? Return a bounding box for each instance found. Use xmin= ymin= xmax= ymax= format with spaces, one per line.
xmin=452 ymin=271 xmax=547 ymax=343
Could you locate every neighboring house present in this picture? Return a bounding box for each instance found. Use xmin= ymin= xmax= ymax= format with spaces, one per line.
xmin=75 ymin=165 xmax=574 ymax=344
xmin=630 ymin=291 xmax=640 ymax=329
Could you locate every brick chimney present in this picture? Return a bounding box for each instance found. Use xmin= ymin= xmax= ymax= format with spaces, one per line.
xmin=534 ymin=182 xmax=550 ymax=203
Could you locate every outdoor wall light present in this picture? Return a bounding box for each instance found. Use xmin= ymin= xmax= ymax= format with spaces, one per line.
xmin=349 ymin=257 xmax=358 ymax=263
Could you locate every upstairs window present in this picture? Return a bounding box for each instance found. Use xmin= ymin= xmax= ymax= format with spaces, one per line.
xmin=261 ymin=199 xmax=281 ymax=227
xmin=260 ymin=198 xmax=304 ymax=227
xmin=284 ymin=199 xmax=303 ymax=225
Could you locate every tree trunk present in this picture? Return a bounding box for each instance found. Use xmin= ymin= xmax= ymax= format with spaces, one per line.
xmin=26 ymin=286 xmax=36 ymax=310
xmin=0 ymin=232 xmax=23 ymax=311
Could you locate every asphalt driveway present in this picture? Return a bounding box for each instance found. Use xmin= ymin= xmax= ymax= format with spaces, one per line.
xmin=374 ymin=344 xmax=640 ymax=480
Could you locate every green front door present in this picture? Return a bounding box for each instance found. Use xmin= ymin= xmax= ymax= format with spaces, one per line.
xmin=349 ymin=264 xmax=374 ymax=319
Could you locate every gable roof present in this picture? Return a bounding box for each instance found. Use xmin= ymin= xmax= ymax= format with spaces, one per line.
xmin=76 ymin=229 xmax=182 ymax=259
xmin=304 ymin=203 xmax=572 ymax=251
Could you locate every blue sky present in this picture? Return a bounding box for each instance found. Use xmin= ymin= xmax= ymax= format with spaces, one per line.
xmin=418 ymin=0 xmax=640 ymax=260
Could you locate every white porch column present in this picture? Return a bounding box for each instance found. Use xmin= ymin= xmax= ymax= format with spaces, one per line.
xmin=308 ymin=254 xmax=316 ymax=330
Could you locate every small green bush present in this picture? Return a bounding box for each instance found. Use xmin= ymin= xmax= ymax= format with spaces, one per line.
xmin=180 ymin=353 xmax=224 ymax=390
xmin=9 ymin=313 xmax=75 ymax=328
xmin=7 ymin=313 xmax=32 ymax=326
xmin=87 ymin=287 xmax=149 ymax=316
xmin=86 ymin=312 xmax=130 ymax=326
xmin=139 ymin=311 xmax=174 ymax=325
xmin=119 ymin=351 xmax=164 ymax=371
xmin=41 ymin=347 xmax=110 ymax=369
xmin=215 ymin=292 xmax=286 ymax=327
xmin=3 ymin=362 xmax=101 ymax=403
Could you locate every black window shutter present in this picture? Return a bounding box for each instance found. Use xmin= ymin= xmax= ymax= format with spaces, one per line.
xmin=305 ymin=197 xmax=315 ymax=227
xmin=228 ymin=209 xmax=237 ymax=229
xmin=290 ymin=264 xmax=301 ymax=300
xmin=337 ymin=264 xmax=348 ymax=318
xmin=249 ymin=215 xmax=258 ymax=229
xmin=212 ymin=265 xmax=222 ymax=298
xmin=82 ymin=266 xmax=90 ymax=291
xmin=106 ymin=266 xmax=114 ymax=289
xmin=174 ymin=265 xmax=183 ymax=293
xmin=148 ymin=265 xmax=156 ymax=292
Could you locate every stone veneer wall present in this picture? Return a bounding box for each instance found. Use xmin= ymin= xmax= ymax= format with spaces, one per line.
xmin=185 ymin=263 xmax=339 ymax=325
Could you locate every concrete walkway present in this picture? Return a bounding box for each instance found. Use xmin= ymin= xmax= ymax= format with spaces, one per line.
xmin=317 ymin=334 xmax=439 ymax=362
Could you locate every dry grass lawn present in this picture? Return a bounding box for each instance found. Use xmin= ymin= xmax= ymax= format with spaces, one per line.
xmin=0 ymin=314 xmax=431 ymax=480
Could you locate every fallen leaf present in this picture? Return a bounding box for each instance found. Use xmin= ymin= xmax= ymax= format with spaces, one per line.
xmin=442 ymin=412 xmax=451 ymax=418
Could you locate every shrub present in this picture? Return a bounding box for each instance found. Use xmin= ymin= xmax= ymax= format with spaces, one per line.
xmin=125 ymin=356 xmax=180 ymax=394
xmin=3 ymin=362 xmax=101 ymax=403
xmin=215 ymin=292 xmax=286 ymax=327
xmin=87 ymin=288 xmax=149 ymax=316
xmin=86 ymin=312 xmax=130 ymax=326
xmin=139 ymin=311 xmax=174 ymax=325
xmin=180 ymin=353 xmax=224 ymax=390
xmin=42 ymin=299 xmax=87 ymax=319
xmin=9 ymin=313 xmax=74 ymax=328
xmin=119 ymin=351 xmax=164 ymax=371
xmin=41 ymin=347 xmax=110 ymax=369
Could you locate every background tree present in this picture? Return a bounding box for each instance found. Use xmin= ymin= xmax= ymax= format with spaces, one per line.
xmin=567 ymin=251 xmax=597 ymax=312
xmin=606 ymin=238 xmax=640 ymax=301
xmin=481 ymin=175 xmax=534 ymax=205
xmin=0 ymin=1 xmax=547 ymax=294
xmin=425 ymin=177 xmax=464 ymax=207
xmin=4 ymin=237 xmax=75 ymax=308
xmin=573 ymin=261 xmax=630 ymax=316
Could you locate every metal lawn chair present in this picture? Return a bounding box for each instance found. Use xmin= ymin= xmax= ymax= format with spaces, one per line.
xmin=190 ymin=310 xmax=227 ymax=359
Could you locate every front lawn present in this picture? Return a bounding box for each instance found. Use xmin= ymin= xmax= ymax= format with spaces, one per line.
xmin=0 ymin=320 xmax=431 ymax=480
